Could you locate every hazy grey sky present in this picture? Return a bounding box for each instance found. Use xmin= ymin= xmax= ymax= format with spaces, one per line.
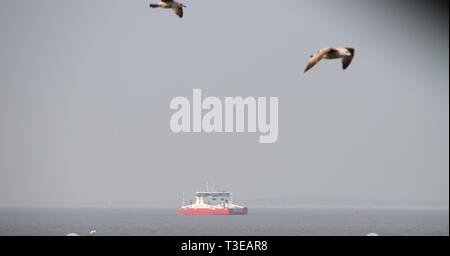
xmin=0 ymin=0 xmax=448 ymax=206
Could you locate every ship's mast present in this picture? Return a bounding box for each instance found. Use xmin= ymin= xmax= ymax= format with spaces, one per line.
xmin=182 ymin=192 xmax=185 ymax=206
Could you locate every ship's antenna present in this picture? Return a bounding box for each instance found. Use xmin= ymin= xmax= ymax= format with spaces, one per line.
xmin=182 ymin=192 xmax=185 ymax=206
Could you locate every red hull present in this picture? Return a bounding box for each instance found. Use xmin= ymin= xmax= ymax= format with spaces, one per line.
xmin=178 ymin=207 xmax=248 ymax=215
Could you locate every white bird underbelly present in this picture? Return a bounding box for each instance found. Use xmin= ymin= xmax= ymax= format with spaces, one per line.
xmin=160 ymin=2 xmax=171 ymax=8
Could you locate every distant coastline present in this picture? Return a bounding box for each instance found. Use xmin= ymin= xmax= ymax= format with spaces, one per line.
xmin=0 ymin=197 xmax=448 ymax=210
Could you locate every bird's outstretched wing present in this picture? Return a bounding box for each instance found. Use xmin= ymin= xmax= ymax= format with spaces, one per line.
xmin=304 ymin=48 xmax=331 ymax=73
xmin=342 ymin=48 xmax=354 ymax=70
xmin=172 ymin=6 xmax=183 ymax=18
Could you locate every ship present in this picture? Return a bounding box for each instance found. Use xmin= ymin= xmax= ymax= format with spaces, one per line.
xmin=178 ymin=184 xmax=248 ymax=215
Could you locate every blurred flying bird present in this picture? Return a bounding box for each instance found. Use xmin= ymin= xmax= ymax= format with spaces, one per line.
xmin=149 ymin=0 xmax=187 ymax=18
xmin=304 ymin=47 xmax=355 ymax=73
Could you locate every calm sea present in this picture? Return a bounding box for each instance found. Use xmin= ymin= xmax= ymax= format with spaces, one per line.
xmin=0 ymin=207 xmax=448 ymax=236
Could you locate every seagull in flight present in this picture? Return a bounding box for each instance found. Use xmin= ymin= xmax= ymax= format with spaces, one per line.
xmin=150 ymin=0 xmax=187 ymax=18
xmin=304 ymin=47 xmax=355 ymax=73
